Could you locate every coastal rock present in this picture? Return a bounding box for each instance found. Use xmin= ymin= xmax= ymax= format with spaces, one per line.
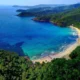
xmin=33 ymin=18 xmax=49 ymax=22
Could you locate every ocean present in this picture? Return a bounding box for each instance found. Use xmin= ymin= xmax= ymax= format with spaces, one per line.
xmin=0 ymin=6 xmax=78 ymax=60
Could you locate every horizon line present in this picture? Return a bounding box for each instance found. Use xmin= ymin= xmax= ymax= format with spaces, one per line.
xmin=0 ymin=2 xmax=79 ymax=6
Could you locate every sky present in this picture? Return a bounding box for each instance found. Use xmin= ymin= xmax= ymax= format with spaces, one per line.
xmin=0 ymin=0 xmax=80 ymax=6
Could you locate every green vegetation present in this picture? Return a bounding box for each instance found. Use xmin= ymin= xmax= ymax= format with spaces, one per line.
xmin=0 ymin=50 xmax=32 ymax=80
xmin=17 ymin=3 xmax=80 ymax=17
xmin=35 ymin=7 xmax=80 ymax=28
xmin=70 ymin=46 xmax=80 ymax=59
xmin=0 ymin=46 xmax=80 ymax=80
xmin=17 ymin=3 xmax=80 ymax=28
xmin=17 ymin=6 xmax=68 ymax=17
xmin=51 ymin=7 xmax=80 ymax=28
xmin=17 ymin=12 xmax=34 ymax=17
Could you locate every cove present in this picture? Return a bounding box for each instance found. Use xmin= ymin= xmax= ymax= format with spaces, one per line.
xmin=0 ymin=6 xmax=78 ymax=60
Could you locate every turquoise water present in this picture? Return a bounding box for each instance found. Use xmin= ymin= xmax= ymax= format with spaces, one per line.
xmin=0 ymin=6 xmax=78 ymax=59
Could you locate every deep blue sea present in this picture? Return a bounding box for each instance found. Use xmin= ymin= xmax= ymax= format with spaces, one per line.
xmin=0 ymin=6 xmax=78 ymax=59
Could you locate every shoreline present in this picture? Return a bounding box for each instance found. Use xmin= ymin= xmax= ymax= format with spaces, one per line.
xmin=32 ymin=26 xmax=80 ymax=63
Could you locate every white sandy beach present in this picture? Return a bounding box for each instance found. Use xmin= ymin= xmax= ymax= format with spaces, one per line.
xmin=32 ymin=26 xmax=80 ymax=63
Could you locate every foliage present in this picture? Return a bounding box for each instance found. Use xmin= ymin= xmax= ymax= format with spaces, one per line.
xmin=70 ymin=46 xmax=80 ymax=59
xmin=17 ymin=3 xmax=80 ymax=17
xmin=35 ymin=7 xmax=80 ymax=28
xmin=0 ymin=46 xmax=80 ymax=80
xmin=0 ymin=50 xmax=32 ymax=80
xmin=17 ymin=3 xmax=80 ymax=28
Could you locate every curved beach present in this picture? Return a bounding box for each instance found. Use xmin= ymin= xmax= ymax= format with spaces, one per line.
xmin=32 ymin=26 xmax=80 ymax=63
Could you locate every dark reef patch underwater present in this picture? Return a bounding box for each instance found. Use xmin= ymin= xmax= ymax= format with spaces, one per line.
xmin=0 ymin=41 xmax=25 ymax=56
xmin=0 ymin=6 xmax=78 ymax=60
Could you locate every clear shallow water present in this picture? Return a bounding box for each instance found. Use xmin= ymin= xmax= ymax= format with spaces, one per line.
xmin=0 ymin=6 xmax=78 ymax=59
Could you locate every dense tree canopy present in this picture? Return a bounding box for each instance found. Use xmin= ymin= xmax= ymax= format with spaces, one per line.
xmin=17 ymin=4 xmax=80 ymax=28
xmin=0 ymin=46 xmax=80 ymax=80
xmin=34 ymin=7 xmax=80 ymax=28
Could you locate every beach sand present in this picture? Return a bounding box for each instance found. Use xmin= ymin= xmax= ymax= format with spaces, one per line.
xmin=32 ymin=26 xmax=80 ymax=63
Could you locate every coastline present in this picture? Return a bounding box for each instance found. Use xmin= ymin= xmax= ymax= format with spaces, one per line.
xmin=32 ymin=26 xmax=80 ymax=63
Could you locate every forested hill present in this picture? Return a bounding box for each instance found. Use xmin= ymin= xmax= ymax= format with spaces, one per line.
xmin=17 ymin=6 xmax=68 ymax=17
xmin=34 ymin=7 xmax=80 ymax=28
xmin=17 ymin=3 xmax=80 ymax=17
xmin=0 ymin=46 xmax=80 ymax=80
xmin=17 ymin=3 xmax=80 ymax=28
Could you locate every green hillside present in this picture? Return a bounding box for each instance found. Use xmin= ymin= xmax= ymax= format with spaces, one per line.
xmin=17 ymin=3 xmax=80 ymax=17
xmin=51 ymin=7 xmax=80 ymax=27
xmin=34 ymin=7 xmax=80 ymax=28
xmin=0 ymin=46 xmax=80 ymax=80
